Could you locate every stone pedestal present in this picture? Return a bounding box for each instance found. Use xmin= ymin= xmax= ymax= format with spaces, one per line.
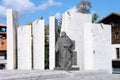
xmin=7 ymin=9 xmax=18 ymax=69
xmin=54 ymin=67 xmax=79 ymax=70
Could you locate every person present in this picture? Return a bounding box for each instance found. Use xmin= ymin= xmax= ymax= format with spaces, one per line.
xmin=55 ymin=32 xmax=73 ymax=68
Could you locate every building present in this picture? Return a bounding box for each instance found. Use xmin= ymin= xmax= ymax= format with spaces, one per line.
xmin=100 ymin=12 xmax=120 ymax=68
xmin=0 ymin=23 xmax=7 ymax=69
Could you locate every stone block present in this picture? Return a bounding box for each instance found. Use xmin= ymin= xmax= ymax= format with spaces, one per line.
xmin=84 ymin=23 xmax=112 ymax=73
xmin=32 ymin=20 xmax=45 ymax=70
xmin=7 ymin=9 xmax=18 ymax=69
xmin=49 ymin=16 xmax=58 ymax=70
xmin=17 ymin=25 xmax=32 ymax=69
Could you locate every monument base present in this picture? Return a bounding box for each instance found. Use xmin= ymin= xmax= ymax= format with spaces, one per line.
xmin=54 ymin=67 xmax=79 ymax=70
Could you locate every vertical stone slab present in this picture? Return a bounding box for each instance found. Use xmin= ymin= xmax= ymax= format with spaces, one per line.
xmin=32 ymin=20 xmax=45 ymax=70
xmin=61 ymin=12 xmax=92 ymax=69
xmin=17 ymin=25 xmax=32 ymax=69
xmin=49 ymin=16 xmax=58 ymax=70
xmin=84 ymin=23 xmax=112 ymax=73
xmin=93 ymin=24 xmax=112 ymax=73
xmin=7 ymin=9 xmax=18 ymax=69
xmin=83 ymin=24 xmax=94 ymax=70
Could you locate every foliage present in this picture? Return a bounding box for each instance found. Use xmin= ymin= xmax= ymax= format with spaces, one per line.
xmin=57 ymin=26 xmax=61 ymax=35
xmin=57 ymin=15 xmax=62 ymax=37
xmin=45 ymin=24 xmax=49 ymax=69
xmin=40 ymin=16 xmax=43 ymax=20
xmin=45 ymin=24 xmax=49 ymax=35
xmin=27 ymin=22 xmax=32 ymax=26
xmin=92 ymin=13 xmax=99 ymax=23
xmin=57 ymin=16 xmax=62 ymax=26
xmin=45 ymin=43 xmax=49 ymax=69
xmin=76 ymin=0 xmax=92 ymax=14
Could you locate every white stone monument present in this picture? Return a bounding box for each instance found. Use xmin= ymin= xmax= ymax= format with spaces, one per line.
xmin=7 ymin=9 xmax=18 ymax=69
xmin=61 ymin=12 xmax=112 ymax=73
xmin=17 ymin=25 xmax=32 ymax=69
xmin=61 ymin=12 xmax=92 ymax=69
xmin=49 ymin=16 xmax=58 ymax=70
xmin=32 ymin=20 xmax=45 ymax=70
xmin=84 ymin=23 xmax=112 ymax=73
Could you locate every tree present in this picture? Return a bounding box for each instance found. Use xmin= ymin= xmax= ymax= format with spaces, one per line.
xmin=76 ymin=0 xmax=92 ymax=14
xmin=45 ymin=24 xmax=49 ymax=69
xmin=45 ymin=43 xmax=49 ymax=69
xmin=56 ymin=15 xmax=62 ymax=36
xmin=92 ymin=13 xmax=99 ymax=23
xmin=27 ymin=22 xmax=32 ymax=25
xmin=45 ymin=24 xmax=49 ymax=36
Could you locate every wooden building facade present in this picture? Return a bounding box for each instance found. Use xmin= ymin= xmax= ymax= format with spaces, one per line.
xmin=100 ymin=12 xmax=120 ymax=44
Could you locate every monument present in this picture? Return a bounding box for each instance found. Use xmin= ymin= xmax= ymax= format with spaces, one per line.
xmin=32 ymin=20 xmax=45 ymax=70
xmin=17 ymin=25 xmax=32 ymax=69
xmin=61 ymin=12 xmax=112 ymax=73
xmin=17 ymin=20 xmax=45 ymax=70
xmin=49 ymin=16 xmax=58 ymax=70
xmin=6 ymin=9 xmax=112 ymax=73
xmin=55 ymin=32 xmax=73 ymax=69
xmin=6 ymin=9 xmax=45 ymax=70
xmin=7 ymin=9 xmax=18 ymax=69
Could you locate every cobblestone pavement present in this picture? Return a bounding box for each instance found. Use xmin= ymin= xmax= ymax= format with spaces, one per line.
xmin=0 ymin=70 xmax=119 ymax=80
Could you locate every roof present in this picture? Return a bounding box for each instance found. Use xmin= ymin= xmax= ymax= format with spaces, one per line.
xmin=0 ymin=39 xmax=6 ymax=51
xmin=99 ymin=12 xmax=120 ymax=23
xmin=0 ymin=23 xmax=6 ymax=27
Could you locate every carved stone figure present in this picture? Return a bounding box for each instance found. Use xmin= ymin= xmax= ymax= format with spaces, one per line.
xmin=55 ymin=32 xmax=73 ymax=68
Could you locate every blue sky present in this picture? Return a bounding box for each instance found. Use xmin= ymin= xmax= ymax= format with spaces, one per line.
xmin=0 ymin=0 xmax=120 ymax=25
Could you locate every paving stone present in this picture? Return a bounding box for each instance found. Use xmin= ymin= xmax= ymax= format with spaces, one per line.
xmin=0 ymin=70 xmax=119 ymax=80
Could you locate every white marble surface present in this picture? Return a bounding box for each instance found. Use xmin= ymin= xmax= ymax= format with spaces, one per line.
xmin=32 ymin=20 xmax=45 ymax=70
xmin=84 ymin=23 xmax=112 ymax=73
xmin=7 ymin=9 xmax=18 ymax=69
xmin=49 ymin=16 xmax=58 ymax=70
xmin=61 ymin=12 xmax=112 ymax=73
xmin=61 ymin=12 xmax=92 ymax=69
xmin=17 ymin=25 xmax=32 ymax=69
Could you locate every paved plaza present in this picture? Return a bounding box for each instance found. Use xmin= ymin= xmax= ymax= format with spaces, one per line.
xmin=0 ymin=70 xmax=119 ymax=80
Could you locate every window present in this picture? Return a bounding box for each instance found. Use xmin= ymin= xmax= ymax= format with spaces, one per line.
xmin=115 ymin=32 xmax=119 ymax=40
xmin=0 ymin=27 xmax=6 ymax=32
xmin=116 ymin=48 xmax=120 ymax=59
